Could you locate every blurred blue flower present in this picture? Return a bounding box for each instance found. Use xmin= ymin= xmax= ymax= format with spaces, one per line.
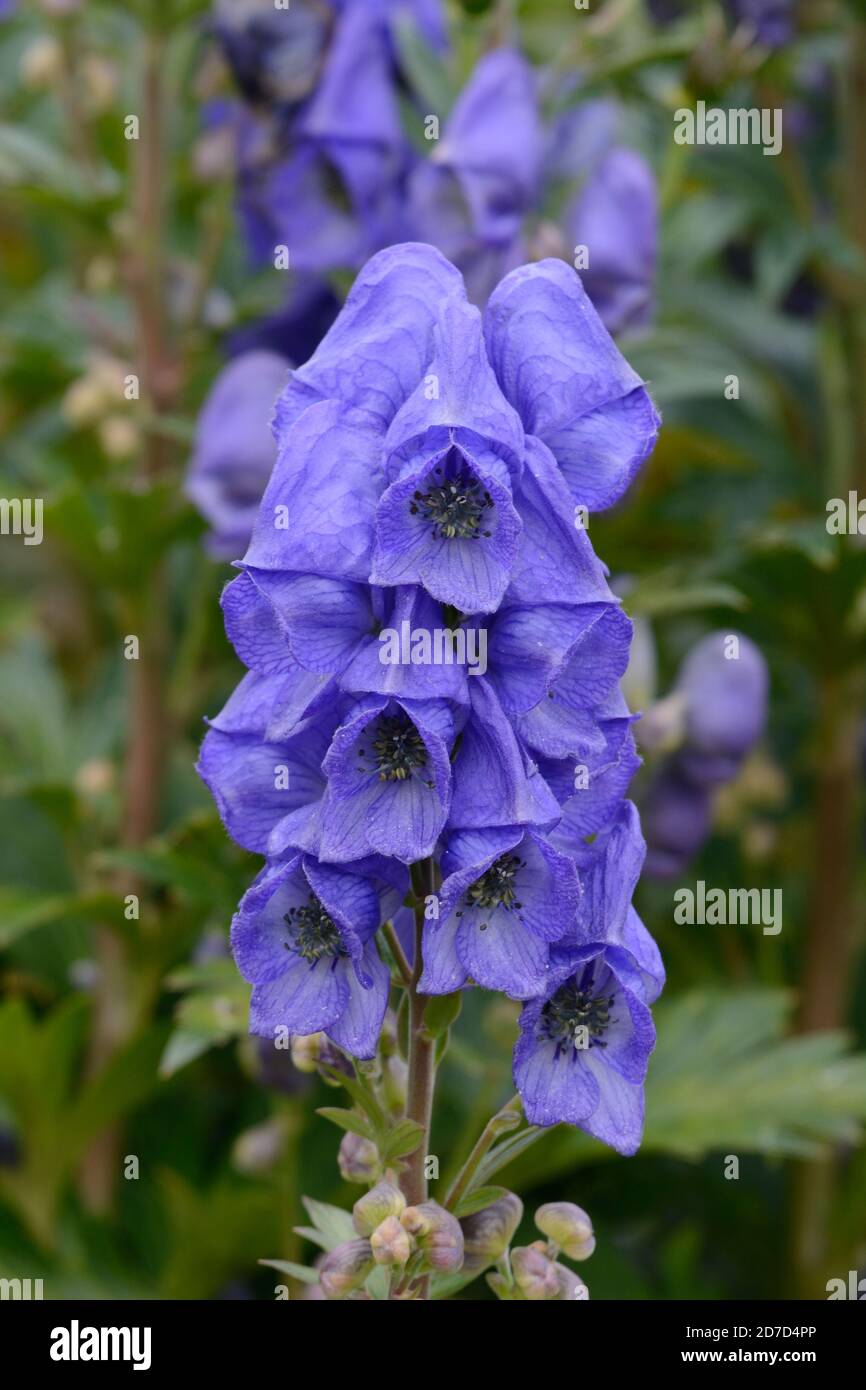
xmin=186 ymin=349 xmax=288 ymax=559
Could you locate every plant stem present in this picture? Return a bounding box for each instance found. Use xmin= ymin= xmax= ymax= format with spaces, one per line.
xmin=401 ymin=861 xmax=437 ymax=1216
xmin=444 ymin=1094 xmax=523 ymax=1213
xmin=382 ymin=920 xmax=413 ymax=990
xmin=79 ymin=19 xmax=177 ymax=1214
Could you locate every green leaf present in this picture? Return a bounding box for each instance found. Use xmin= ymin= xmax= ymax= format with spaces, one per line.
xmin=452 ymin=1185 xmax=509 ymax=1219
xmin=316 ymin=1107 xmax=375 ymax=1142
xmin=422 ymin=991 xmax=462 ymax=1040
xmin=259 ymin=1259 xmax=319 ymax=1285
xmin=0 ymin=887 xmax=96 ymax=948
xmin=391 ymin=17 xmax=457 ymax=115
xmin=299 ymin=1197 xmax=356 ymax=1252
xmin=382 ymin=1118 xmax=425 ymax=1160
xmin=475 ymin=1127 xmax=546 ymax=1188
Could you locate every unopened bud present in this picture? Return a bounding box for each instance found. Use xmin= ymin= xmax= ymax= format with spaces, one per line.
xmin=401 ymin=1201 xmax=464 ymax=1272
xmin=21 ymin=37 xmax=63 ymax=89
xmin=535 ymin=1201 xmax=594 ymax=1260
xmin=352 ymin=1179 xmax=405 ymax=1237
xmin=460 ymin=1192 xmax=523 ymax=1273
xmin=554 ymin=1263 xmax=590 ymax=1300
xmin=319 ymin=1239 xmax=374 ymax=1300
xmin=370 ymin=1214 xmax=412 ymax=1267
xmin=337 ymin=1132 xmax=380 ymax=1185
xmin=511 ymin=1245 xmax=560 ymax=1301
xmin=290 ymin=1033 xmax=325 ymax=1073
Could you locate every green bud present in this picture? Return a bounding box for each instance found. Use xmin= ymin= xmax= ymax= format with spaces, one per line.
xmin=353 ymin=1179 xmax=406 ymax=1236
xmin=460 ymin=1192 xmax=524 ymax=1273
xmin=534 ymin=1201 xmax=594 ymax=1259
xmin=401 ymin=1201 xmax=464 ymax=1273
xmin=319 ymin=1239 xmax=374 ymax=1299
xmin=511 ymin=1244 xmax=560 ymax=1301
xmin=337 ymin=1132 xmax=380 ymax=1185
xmin=370 ymin=1214 xmax=412 ymax=1267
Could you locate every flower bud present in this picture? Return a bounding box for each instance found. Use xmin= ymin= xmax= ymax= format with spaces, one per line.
xmin=535 ymin=1201 xmax=594 ymax=1260
xmin=511 ymin=1244 xmax=560 ymax=1301
xmin=401 ymin=1201 xmax=464 ymax=1273
xmin=318 ymin=1239 xmax=374 ymax=1300
xmin=370 ymin=1214 xmax=412 ymax=1267
xmin=337 ymin=1132 xmax=380 ymax=1185
xmin=460 ymin=1192 xmax=523 ymax=1273
xmin=554 ymin=1263 xmax=590 ymax=1300
xmin=21 ymin=37 xmax=63 ymax=90
xmin=352 ymin=1179 xmax=405 ymax=1237
xmin=290 ymin=1032 xmax=325 ymax=1073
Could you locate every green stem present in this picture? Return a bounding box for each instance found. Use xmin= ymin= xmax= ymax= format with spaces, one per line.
xmin=382 ymin=919 xmax=413 ymax=990
xmin=444 ymin=1094 xmax=523 ymax=1213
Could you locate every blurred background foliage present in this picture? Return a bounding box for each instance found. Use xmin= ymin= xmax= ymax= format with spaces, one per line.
xmin=1 ymin=0 xmax=865 ymax=1300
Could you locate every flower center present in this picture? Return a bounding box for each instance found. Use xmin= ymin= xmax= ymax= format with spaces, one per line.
xmin=410 ymin=471 xmax=494 ymax=541
xmin=369 ymin=714 xmax=429 ymax=782
xmin=467 ymin=854 xmax=524 ymax=911
xmin=284 ymin=895 xmax=346 ymax=964
xmin=539 ymin=974 xmax=615 ymax=1054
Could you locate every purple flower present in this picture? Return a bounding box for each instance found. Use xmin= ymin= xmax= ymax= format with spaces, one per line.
xmin=419 ymin=826 xmax=580 ymax=999
xmin=197 ymin=241 xmax=664 ymax=1094
xmin=186 ymin=350 xmax=289 ymax=560
xmin=674 ymin=631 xmax=768 ymax=786
xmin=513 ymin=945 xmax=654 ymax=1152
xmin=512 ymin=803 xmax=662 ymax=1151
xmin=232 ymin=851 xmax=406 ymax=1058
xmin=211 ymin=0 xmax=332 ymax=109
xmin=567 ymin=148 xmax=657 ymax=337
xmin=725 ymin=0 xmax=793 ymax=48
xmin=408 ymin=51 xmax=658 ymax=333
xmin=640 ymin=632 xmax=768 ymax=878
xmin=217 ymin=0 xmax=445 ymax=273
xmin=409 ymin=49 xmax=542 ymax=302
xmin=249 ymin=244 xmax=657 ymax=613
xmin=642 ymin=766 xmax=713 ymax=879
xmin=320 ymin=694 xmax=454 ymax=863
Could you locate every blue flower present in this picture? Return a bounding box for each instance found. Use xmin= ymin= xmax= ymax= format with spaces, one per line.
xmin=513 ymin=945 xmax=654 ymax=1153
xmin=196 ymin=241 xmax=664 ymax=1099
xmin=320 ymin=694 xmax=455 ymax=863
xmin=674 ymin=631 xmax=768 ymax=786
xmin=419 ymin=826 xmax=580 ymax=999
xmin=250 ymin=245 xmax=658 ymax=610
xmin=186 ymin=350 xmax=289 ymax=559
xmin=214 ymin=0 xmax=445 ymax=273
xmin=566 ymin=148 xmax=658 ymax=337
xmin=232 ymin=851 xmax=406 ymax=1059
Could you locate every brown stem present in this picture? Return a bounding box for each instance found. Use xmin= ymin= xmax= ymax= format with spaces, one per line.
xmin=402 ymin=862 xmax=436 ymax=1212
xmin=79 ymin=23 xmax=177 ymax=1214
xmin=789 ymin=13 xmax=866 ymax=1293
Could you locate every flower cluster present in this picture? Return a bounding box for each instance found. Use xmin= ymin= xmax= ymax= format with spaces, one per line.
xmin=410 ymin=48 xmax=658 ymax=329
xmin=199 ymin=241 xmax=664 ymax=1155
xmin=208 ymin=0 xmax=444 ymax=273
